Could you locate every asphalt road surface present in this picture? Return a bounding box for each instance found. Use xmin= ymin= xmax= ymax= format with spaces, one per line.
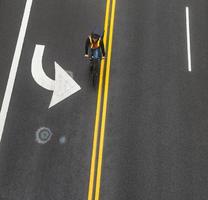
xmin=1 ymin=0 xmax=208 ymax=200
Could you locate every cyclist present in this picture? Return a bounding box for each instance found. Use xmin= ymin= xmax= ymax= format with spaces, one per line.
xmin=85 ymin=31 xmax=106 ymax=59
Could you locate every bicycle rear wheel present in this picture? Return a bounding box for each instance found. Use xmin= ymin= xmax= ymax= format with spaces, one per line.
xmin=92 ymin=61 xmax=99 ymax=88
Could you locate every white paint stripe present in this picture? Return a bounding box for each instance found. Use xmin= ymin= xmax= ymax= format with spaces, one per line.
xmin=32 ymin=45 xmax=55 ymax=91
xmin=186 ymin=6 xmax=192 ymax=72
xmin=0 ymin=0 xmax=33 ymax=142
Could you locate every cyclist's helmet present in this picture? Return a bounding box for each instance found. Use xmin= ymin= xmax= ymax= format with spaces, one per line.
xmin=91 ymin=32 xmax=100 ymax=39
xmin=91 ymin=28 xmax=102 ymax=39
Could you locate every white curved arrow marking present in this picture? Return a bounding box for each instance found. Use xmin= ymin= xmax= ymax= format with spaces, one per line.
xmin=32 ymin=44 xmax=81 ymax=108
xmin=32 ymin=45 xmax=54 ymax=90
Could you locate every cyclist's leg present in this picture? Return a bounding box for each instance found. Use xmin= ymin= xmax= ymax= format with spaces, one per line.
xmin=92 ymin=48 xmax=101 ymax=59
xmin=89 ymin=49 xmax=94 ymax=72
xmin=97 ymin=48 xmax=102 ymax=72
xmin=97 ymin=48 xmax=102 ymax=59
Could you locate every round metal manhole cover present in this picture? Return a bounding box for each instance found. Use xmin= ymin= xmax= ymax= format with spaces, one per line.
xmin=36 ymin=127 xmax=53 ymax=144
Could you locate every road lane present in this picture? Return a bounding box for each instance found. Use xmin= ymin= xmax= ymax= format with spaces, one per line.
xmin=0 ymin=0 xmax=33 ymax=141
xmin=0 ymin=0 xmax=106 ymax=199
xmin=0 ymin=0 xmax=28 ymax=120
xmin=98 ymin=0 xmax=208 ymax=200
xmin=187 ymin=1 xmax=208 ymax=199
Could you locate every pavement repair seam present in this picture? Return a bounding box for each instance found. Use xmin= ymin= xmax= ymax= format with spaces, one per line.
xmin=0 ymin=0 xmax=34 ymax=142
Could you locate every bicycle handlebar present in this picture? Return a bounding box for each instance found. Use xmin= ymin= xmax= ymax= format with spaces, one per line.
xmin=85 ymin=55 xmax=106 ymax=60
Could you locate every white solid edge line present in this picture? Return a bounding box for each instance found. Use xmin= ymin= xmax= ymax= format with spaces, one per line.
xmin=0 ymin=0 xmax=33 ymax=142
xmin=186 ymin=6 xmax=192 ymax=72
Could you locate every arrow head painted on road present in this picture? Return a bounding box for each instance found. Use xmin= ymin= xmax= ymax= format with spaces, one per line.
xmin=31 ymin=44 xmax=81 ymax=108
xmin=49 ymin=62 xmax=81 ymax=108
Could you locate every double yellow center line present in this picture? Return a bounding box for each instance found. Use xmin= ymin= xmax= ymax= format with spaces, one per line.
xmin=88 ymin=0 xmax=116 ymax=199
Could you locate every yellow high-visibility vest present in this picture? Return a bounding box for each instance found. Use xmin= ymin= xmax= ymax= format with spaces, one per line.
xmin=89 ymin=35 xmax=101 ymax=49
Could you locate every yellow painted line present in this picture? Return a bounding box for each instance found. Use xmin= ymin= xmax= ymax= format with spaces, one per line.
xmin=95 ymin=0 xmax=116 ymax=199
xmin=87 ymin=0 xmax=111 ymax=199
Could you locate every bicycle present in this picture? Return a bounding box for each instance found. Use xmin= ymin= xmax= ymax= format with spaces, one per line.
xmin=85 ymin=55 xmax=105 ymax=88
xmin=89 ymin=56 xmax=101 ymax=88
